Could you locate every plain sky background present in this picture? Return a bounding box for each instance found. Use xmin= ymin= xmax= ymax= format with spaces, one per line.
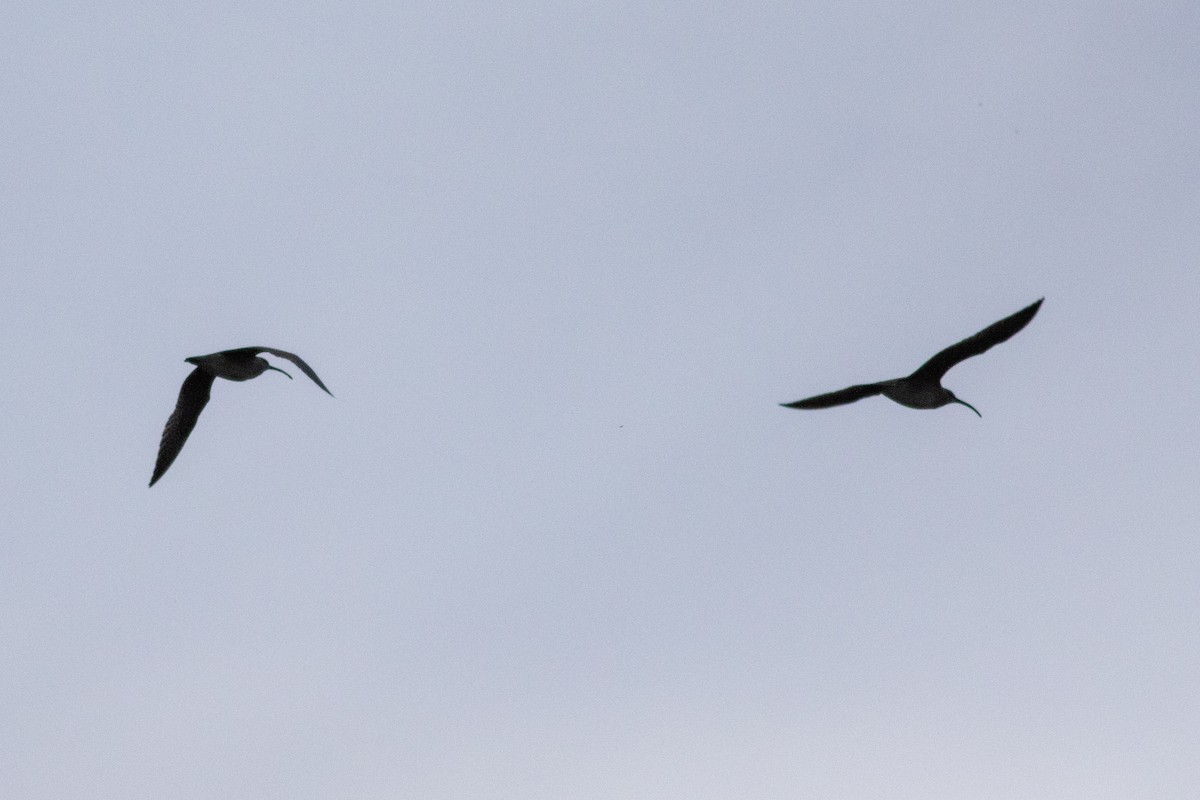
xmin=3 ymin=2 xmax=1198 ymax=798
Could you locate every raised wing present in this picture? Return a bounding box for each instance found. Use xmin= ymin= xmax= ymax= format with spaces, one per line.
xmin=909 ymin=298 xmax=1043 ymax=383
xmin=253 ymin=348 xmax=334 ymax=396
xmin=150 ymin=368 xmax=215 ymax=487
xmin=780 ymin=382 xmax=885 ymax=410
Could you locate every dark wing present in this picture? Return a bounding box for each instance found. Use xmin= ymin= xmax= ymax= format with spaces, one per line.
xmin=780 ymin=383 xmax=885 ymax=410
xmin=150 ymin=368 xmax=215 ymax=487
xmin=252 ymin=348 xmax=334 ymax=396
xmin=908 ymin=298 xmax=1043 ymax=383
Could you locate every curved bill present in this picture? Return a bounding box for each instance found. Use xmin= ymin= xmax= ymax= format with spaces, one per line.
xmin=266 ymin=365 xmax=294 ymax=380
xmin=954 ymin=398 xmax=981 ymax=417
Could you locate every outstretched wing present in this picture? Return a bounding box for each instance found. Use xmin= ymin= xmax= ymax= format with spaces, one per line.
xmin=150 ymin=368 xmax=215 ymax=487
xmin=253 ymin=348 xmax=334 ymax=396
xmin=780 ymin=383 xmax=885 ymax=410
xmin=909 ymin=298 xmax=1043 ymax=383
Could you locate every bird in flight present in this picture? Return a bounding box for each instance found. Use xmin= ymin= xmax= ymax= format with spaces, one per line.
xmin=150 ymin=347 xmax=333 ymax=487
xmin=781 ymin=298 xmax=1043 ymax=417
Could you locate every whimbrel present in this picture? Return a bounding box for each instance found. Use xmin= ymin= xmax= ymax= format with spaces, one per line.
xmin=150 ymin=347 xmax=333 ymax=487
xmin=781 ymin=298 xmax=1042 ymax=416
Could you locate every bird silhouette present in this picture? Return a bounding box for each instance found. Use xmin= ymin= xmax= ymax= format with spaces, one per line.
xmin=781 ymin=298 xmax=1043 ymax=417
xmin=150 ymin=347 xmax=333 ymax=487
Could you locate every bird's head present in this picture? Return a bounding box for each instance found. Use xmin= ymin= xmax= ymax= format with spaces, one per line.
xmin=947 ymin=391 xmax=981 ymax=417
xmin=263 ymin=360 xmax=294 ymax=380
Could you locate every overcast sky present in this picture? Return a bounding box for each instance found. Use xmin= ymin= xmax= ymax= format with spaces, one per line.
xmin=3 ymin=2 xmax=1199 ymax=798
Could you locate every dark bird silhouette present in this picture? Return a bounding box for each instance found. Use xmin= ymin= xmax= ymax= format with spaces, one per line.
xmin=150 ymin=347 xmax=333 ymax=487
xmin=781 ymin=298 xmax=1043 ymax=417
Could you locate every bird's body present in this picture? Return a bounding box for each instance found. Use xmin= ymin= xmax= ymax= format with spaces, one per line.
xmin=150 ymin=347 xmax=332 ymax=487
xmin=879 ymin=378 xmax=955 ymax=410
xmin=184 ymin=350 xmax=282 ymax=382
xmin=781 ymin=298 xmax=1043 ymax=417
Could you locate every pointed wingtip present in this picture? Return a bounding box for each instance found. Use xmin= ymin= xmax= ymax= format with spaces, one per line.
xmin=1015 ymin=297 xmax=1045 ymax=327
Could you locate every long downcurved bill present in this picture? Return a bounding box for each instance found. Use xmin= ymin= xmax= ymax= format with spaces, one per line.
xmin=266 ymin=365 xmax=294 ymax=380
xmin=954 ymin=398 xmax=981 ymax=417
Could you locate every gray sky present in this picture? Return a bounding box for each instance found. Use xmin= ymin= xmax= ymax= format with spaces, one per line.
xmin=3 ymin=2 xmax=1198 ymax=798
